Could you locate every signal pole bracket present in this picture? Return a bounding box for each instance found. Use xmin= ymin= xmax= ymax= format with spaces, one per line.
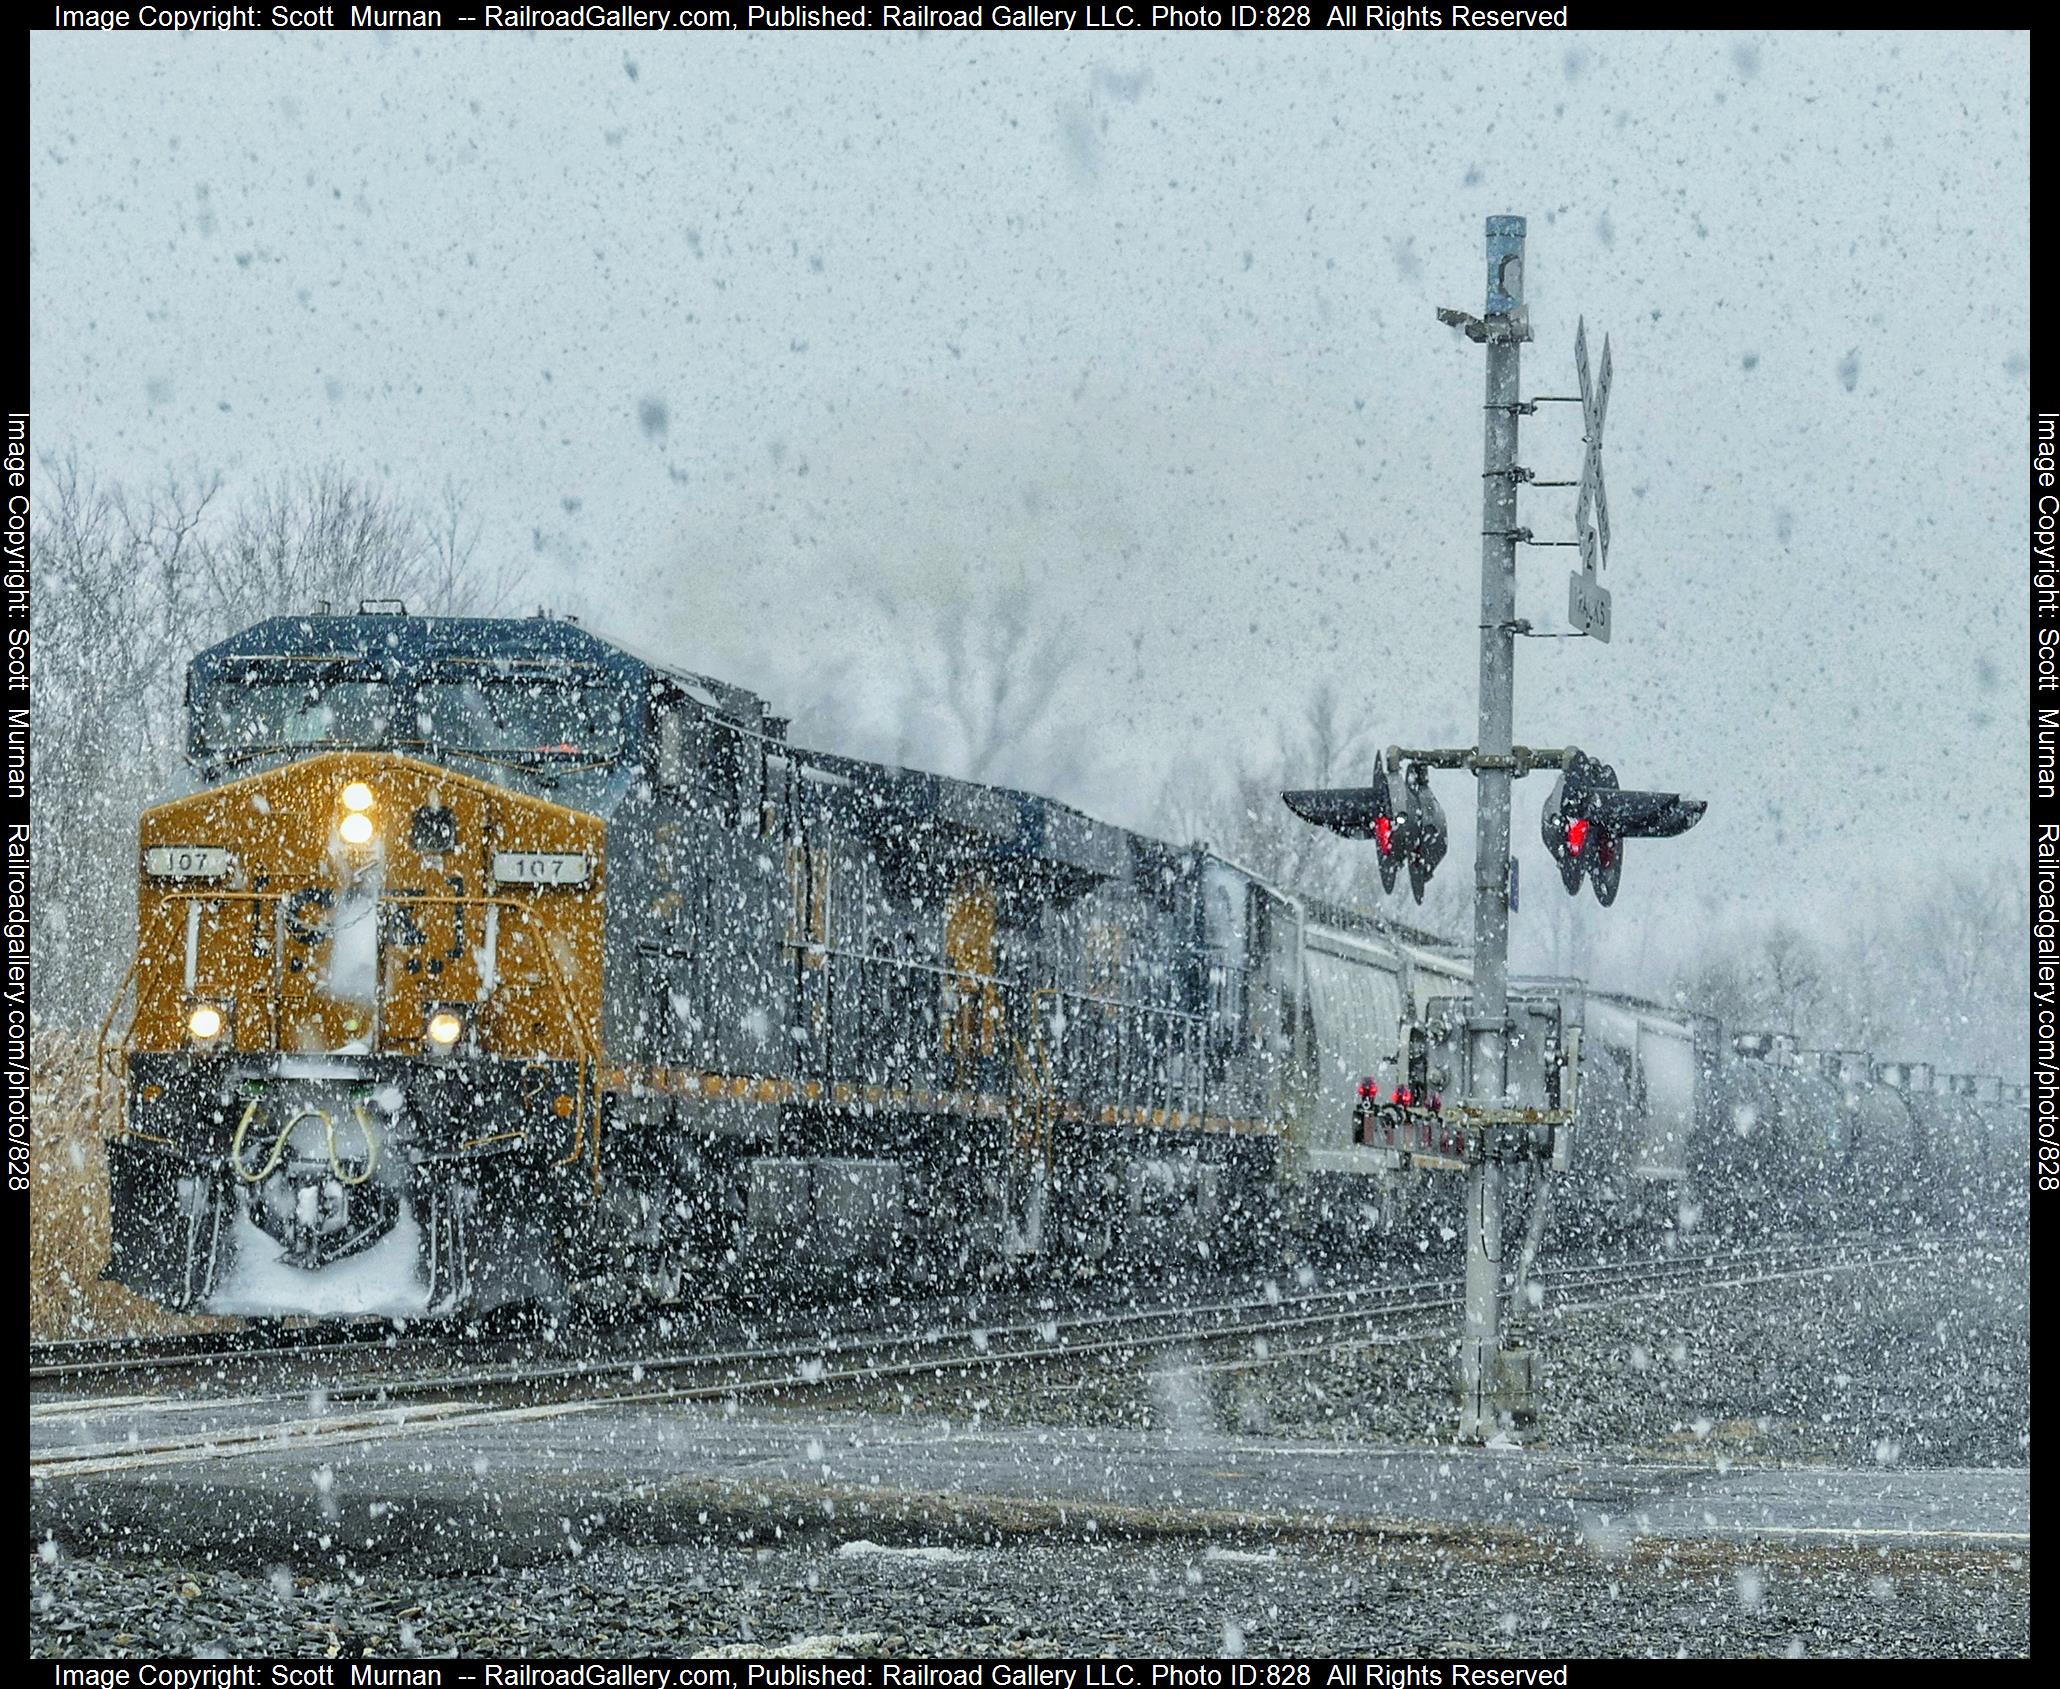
xmin=1384 ymin=744 xmax=1578 ymax=777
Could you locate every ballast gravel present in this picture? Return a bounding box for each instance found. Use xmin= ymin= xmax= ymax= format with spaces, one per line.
xmin=29 ymin=1532 xmax=2028 ymax=1659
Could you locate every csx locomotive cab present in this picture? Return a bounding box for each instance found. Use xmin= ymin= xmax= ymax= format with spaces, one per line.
xmin=104 ymin=608 xmax=689 ymax=1315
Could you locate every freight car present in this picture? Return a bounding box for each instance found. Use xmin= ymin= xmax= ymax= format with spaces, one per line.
xmin=1703 ymin=1032 xmax=1851 ymax=1230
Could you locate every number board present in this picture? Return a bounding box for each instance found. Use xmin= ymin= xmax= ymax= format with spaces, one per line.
xmin=492 ymin=852 xmax=591 ymax=886
xmin=145 ymin=846 xmax=233 ymax=879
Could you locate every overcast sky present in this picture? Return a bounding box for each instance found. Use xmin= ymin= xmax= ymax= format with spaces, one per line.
xmin=30 ymin=29 xmax=2030 ymax=982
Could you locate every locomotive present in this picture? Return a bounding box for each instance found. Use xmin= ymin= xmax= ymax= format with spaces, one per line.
xmin=98 ymin=608 xmax=2021 ymax=1318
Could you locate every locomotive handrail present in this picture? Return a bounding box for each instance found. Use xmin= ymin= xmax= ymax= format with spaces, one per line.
xmin=1021 ymin=983 xmax=1212 ymax=1126
xmin=1034 ymin=980 xmax=1209 ymax=1025
xmin=777 ymin=936 xmax=1014 ymax=991
xmin=531 ymin=928 xmax=606 ymax=1186
xmin=1013 ymin=988 xmax=1061 ymax=1167
xmin=779 ymin=940 xmax=1214 ymax=1125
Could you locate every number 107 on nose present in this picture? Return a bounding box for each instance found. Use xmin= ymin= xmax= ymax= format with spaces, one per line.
xmin=1569 ymin=570 xmax=1612 ymax=642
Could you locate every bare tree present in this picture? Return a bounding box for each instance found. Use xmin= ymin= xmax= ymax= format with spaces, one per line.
xmin=1757 ymin=923 xmax=1824 ymax=1039
xmin=31 ymin=458 xmax=519 ymax=1026
xmin=1158 ymin=679 xmax=1469 ymax=939
xmin=199 ymin=465 xmax=512 ymax=628
xmin=1666 ymin=876 xmax=2027 ymax=1079
xmin=1670 ymin=947 xmax=1761 ymax=1035
xmin=923 ymin=588 xmax=1079 ymax=789
xmin=33 ymin=460 xmax=230 ymax=1019
xmin=774 ymin=573 xmax=1095 ymax=807
xmin=1891 ymin=864 xmax=2028 ymax=1073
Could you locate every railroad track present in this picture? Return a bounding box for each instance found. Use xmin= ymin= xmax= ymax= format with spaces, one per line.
xmin=28 ymin=1322 xmax=429 ymax=1384
xmin=29 ymin=1232 xmax=1937 ymax=1482
xmin=26 ymin=1261 xmax=1409 ymax=1394
xmin=27 ymin=1223 xmax=1903 ymax=1391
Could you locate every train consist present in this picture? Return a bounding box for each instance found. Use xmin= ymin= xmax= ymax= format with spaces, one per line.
xmin=99 ymin=610 xmax=2024 ymax=1317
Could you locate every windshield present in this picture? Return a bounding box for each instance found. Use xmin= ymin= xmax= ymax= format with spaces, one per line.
xmin=201 ymin=676 xmax=396 ymax=750
xmin=413 ymin=675 xmax=628 ymax=759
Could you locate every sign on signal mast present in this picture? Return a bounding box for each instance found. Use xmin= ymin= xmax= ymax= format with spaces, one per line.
xmin=1567 ymin=316 xmax=1614 ymax=642
xmin=1568 ymin=554 xmax=1612 ymax=642
xmin=1573 ymin=318 xmax=1612 ymax=562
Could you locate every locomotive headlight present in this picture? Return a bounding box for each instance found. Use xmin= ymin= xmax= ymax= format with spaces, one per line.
xmin=340 ymin=782 xmax=376 ymax=813
xmin=426 ymin=1010 xmax=466 ymax=1048
xmin=338 ymin=811 xmax=376 ymax=845
xmin=186 ymin=1004 xmax=224 ymax=1041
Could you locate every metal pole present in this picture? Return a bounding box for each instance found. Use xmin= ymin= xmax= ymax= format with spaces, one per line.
xmin=1511 ymin=1166 xmax=1556 ymax=1309
xmin=1459 ymin=214 xmax=1530 ymax=1442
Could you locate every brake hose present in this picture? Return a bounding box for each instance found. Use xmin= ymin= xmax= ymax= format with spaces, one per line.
xmin=230 ymin=1099 xmax=380 ymax=1186
xmin=328 ymin=1104 xmax=381 ymax=1187
xmin=230 ymin=1096 xmax=294 ymax=1183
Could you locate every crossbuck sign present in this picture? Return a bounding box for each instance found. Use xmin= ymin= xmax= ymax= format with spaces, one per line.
xmin=1568 ymin=316 xmax=1615 ymax=641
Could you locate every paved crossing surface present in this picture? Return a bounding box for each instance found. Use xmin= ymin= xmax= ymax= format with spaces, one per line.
xmin=30 ymin=1393 xmax=2029 ymax=1567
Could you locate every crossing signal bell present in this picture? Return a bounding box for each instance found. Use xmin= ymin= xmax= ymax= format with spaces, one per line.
xmin=1541 ymin=749 xmax=1705 ymax=907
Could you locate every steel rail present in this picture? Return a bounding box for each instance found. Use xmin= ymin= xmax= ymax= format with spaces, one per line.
xmin=25 ymin=1229 xmax=1901 ymax=1391
xmin=29 ymin=1234 xmax=1939 ymax=1481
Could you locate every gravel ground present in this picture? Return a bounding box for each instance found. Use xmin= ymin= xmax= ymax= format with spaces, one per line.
xmin=810 ymin=1237 xmax=2029 ymax=1471
xmin=29 ymin=1532 xmax=2028 ymax=1659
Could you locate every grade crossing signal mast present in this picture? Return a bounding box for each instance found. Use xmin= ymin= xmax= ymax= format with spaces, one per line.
xmin=1284 ymin=217 xmax=1706 ymax=1441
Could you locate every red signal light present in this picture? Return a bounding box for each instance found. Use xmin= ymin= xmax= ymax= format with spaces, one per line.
xmin=1396 ymin=1087 xmax=1414 ymax=1107
xmin=1357 ymin=1078 xmax=1375 ymax=1100
xmin=1566 ymin=817 xmax=1590 ymax=856
xmin=1375 ymin=815 xmax=1395 ymax=854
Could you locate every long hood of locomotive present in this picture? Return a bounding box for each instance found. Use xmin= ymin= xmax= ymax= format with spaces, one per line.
xmin=134 ymin=750 xmax=605 ymax=1062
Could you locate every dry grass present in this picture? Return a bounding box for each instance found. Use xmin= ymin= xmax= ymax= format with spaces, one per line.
xmin=29 ymin=1028 xmax=235 ymax=1342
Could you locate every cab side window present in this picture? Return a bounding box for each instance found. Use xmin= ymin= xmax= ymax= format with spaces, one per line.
xmin=653 ymin=699 xmax=695 ymax=792
xmin=707 ymin=721 xmax=747 ymax=827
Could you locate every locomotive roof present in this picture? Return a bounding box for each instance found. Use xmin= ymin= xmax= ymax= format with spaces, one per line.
xmin=197 ymin=611 xmax=648 ymax=677
xmin=787 ymin=742 xmax=1156 ymax=886
xmin=193 ymin=611 xmax=770 ymax=726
